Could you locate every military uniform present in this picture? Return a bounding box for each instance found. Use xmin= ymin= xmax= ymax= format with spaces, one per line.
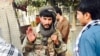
xmin=22 ymin=24 xmax=67 ymax=56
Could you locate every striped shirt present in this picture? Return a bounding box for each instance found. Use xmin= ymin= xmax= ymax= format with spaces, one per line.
xmin=0 ymin=37 xmax=23 ymax=56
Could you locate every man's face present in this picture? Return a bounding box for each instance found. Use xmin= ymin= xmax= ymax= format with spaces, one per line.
xmin=40 ymin=16 xmax=53 ymax=29
xmin=77 ymin=11 xmax=88 ymax=26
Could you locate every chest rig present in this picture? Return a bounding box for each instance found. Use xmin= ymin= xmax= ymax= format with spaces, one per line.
xmin=33 ymin=32 xmax=56 ymax=56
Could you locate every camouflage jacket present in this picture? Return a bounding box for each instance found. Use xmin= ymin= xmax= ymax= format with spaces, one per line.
xmin=22 ymin=24 xmax=67 ymax=56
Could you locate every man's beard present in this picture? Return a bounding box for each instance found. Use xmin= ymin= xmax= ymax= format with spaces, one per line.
xmin=41 ymin=24 xmax=52 ymax=30
xmin=40 ymin=23 xmax=55 ymax=37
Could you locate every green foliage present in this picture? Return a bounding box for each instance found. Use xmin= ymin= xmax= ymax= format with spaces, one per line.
xmin=14 ymin=0 xmax=46 ymax=7
xmin=14 ymin=0 xmax=28 ymax=7
xmin=28 ymin=0 xmax=46 ymax=7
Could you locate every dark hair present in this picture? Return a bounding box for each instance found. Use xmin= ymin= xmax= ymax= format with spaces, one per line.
xmin=39 ymin=9 xmax=56 ymax=23
xmin=54 ymin=6 xmax=62 ymax=15
xmin=77 ymin=0 xmax=100 ymax=20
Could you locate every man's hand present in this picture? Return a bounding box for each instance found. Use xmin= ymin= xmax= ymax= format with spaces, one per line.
xmin=26 ymin=26 xmax=36 ymax=43
xmin=51 ymin=34 xmax=59 ymax=45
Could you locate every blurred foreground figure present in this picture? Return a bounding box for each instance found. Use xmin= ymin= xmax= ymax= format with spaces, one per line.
xmin=0 ymin=28 xmax=23 ymax=56
xmin=0 ymin=0 xmax=22 ymax=51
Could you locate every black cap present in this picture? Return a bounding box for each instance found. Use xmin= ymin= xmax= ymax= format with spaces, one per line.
xmin=39 ymin=9 xmax=56 ymax=23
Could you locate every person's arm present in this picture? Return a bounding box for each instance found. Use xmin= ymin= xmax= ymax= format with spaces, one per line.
xmin=61 ymin=21 xmax=70 ymax=43
xmin=79 ymin=33 xmax=96 ymax=56
xmin=51 ymin=30 xmax=67 ymax=54
xmin=22 ymin=26 xmax=36 ymax=52
xmin=22 ymin=36 xmax=34 ymax=52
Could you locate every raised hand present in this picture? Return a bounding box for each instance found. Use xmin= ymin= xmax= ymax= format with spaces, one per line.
xmin=26 ymin=26 xmax=36 ymax=43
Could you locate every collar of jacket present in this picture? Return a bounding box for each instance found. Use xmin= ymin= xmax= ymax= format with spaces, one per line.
xmin=35 ymin=24 xmax=41 ymax=33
